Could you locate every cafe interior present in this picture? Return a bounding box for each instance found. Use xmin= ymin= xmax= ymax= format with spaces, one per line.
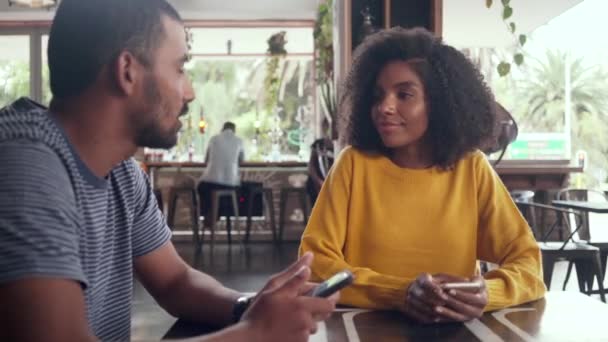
xmin=1 ymin=0 xmax=608 ymax=340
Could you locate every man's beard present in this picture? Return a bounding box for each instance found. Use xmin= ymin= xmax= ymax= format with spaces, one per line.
xmin=133 ymin=76 xmax=187 ymax=149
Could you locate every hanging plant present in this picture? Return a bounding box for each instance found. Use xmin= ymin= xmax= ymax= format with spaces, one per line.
xmin=314 ymin=0 xmax=338 ymax=139
xmin=486 ymin=0 xmax=527 ymax=76
xmin=264 ymin=31 xmax=287 ymax=114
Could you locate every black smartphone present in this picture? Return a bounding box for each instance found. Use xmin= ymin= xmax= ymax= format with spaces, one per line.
xmin=308 ymin=270 xmax=354 ymax=298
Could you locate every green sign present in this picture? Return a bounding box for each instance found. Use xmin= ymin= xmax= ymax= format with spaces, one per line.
xmin=508 ymin=137 xmax=567 ymax=159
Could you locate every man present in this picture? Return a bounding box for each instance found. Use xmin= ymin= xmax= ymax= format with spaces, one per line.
xmin=198 ymin=121 xmax=244 ymax=225
xmin=0 ymin=1 xmax=337 ymax=341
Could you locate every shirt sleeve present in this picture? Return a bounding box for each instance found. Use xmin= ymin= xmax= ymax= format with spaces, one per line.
xmin=0 ymin=140 xmax=87 ymax=287
xmin=129 ymin=159 xmax=172 ymax=258
xmin=474 ymin=152 xmax=546 ymax=311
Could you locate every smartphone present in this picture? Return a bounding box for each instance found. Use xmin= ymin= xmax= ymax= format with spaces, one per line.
xmin=441 ymin=282 xmax=482 ymax=291
xmin=308 ymin=270 xmax=354 ymax=298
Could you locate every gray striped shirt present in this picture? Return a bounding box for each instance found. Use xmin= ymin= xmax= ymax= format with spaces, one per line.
xmin=0 ymin=98 xmax=172 ymax=341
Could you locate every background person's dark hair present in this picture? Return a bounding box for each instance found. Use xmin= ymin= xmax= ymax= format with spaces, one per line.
xmin=341 ymin=27 xmax=496 ymax=169
xmin=48 ymin=0 xmax=182 ymax=104
xmin=223 ymin=122 xmax=236 ymax=132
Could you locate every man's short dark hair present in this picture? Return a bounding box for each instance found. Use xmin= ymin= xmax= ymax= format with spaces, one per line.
xmin=48 ymin=0 xmax=182 ymax=101
xmin=223 ymin=122 xmax=236 ymax=131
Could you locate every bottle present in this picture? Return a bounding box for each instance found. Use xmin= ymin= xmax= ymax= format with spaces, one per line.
xmin=576 ymin=150 xmax=587 ymax=170
xmin=188 ymin=144 xmax=194 ymax=162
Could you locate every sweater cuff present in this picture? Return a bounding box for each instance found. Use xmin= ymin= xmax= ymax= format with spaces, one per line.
xmin=484 ymin=278 xmax=509 ymax=312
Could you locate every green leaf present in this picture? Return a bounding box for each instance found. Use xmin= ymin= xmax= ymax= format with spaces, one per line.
xmin=502 ymin=6 xmax=513 ymax=20
xmin=486 ymin=0 xmax=493 ymax=8
xmin=497 ymin=62 xmax=511 ymax=77
xmin=514 ymin=53 xmax=524 ymax=66
xmin=509 ymin=22 xmax=516 ymax=33
xmin=519 ymin=34 xmax=527 ymax=46
xmin=501 ymin=0 xmax=510 ymax=5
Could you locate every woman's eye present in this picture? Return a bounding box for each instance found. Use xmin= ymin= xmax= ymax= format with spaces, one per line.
xmin=397 ymin=92 xmax=412 ymax=100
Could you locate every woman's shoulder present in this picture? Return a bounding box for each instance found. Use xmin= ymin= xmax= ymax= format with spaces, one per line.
xmin=336 ymin=145 xmax=381 ymax=162
xmin=453 ymin=149 xmax=495 ymax=177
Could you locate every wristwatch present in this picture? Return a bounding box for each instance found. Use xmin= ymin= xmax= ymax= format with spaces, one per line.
xmin=231 ymin=295 xmax=253 ymax=323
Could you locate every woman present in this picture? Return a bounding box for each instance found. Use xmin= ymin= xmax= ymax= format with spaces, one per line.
xmin=299 ymin=27 xmax=545 ymax=323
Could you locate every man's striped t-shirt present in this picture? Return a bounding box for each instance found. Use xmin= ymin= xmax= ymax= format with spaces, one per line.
xmin=0 ymin=98 xmax=172 ymax=341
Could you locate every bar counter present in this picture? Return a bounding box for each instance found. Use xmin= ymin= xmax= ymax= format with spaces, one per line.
xmin=145 ymin=160 xmax=582 ymax=241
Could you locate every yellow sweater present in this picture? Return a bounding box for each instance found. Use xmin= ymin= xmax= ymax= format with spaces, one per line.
xmin=299 ymin=147 xmax=545 ymax=312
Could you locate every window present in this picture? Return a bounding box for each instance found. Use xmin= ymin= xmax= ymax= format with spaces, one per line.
xmin=0 ymin=35 xmax=30 ymax=108
xmin=169 ymin=26 xmax=316 ymax=162
xmin=1 ymin=25 xmax=318 ymax=163
xmin=444 ymin=0 xmax=608 ymax=187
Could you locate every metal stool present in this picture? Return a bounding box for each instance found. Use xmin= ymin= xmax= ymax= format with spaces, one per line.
xmin=204 ymin=189 xmax=240 ymax=247
xmin=245 ymin=187 xmax=276 ymax=243
xmin=278 ymin=187 xmax=309 ymax=242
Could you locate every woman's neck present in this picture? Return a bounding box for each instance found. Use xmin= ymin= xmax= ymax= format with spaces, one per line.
xmin=389 ymin=142 xmax=433 ymax=169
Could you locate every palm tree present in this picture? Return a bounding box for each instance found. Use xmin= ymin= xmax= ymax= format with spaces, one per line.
xmin=516 ymin=49 xmax=608 ymax=186
xmin=516 ymin=50 xmax=608 ymax=133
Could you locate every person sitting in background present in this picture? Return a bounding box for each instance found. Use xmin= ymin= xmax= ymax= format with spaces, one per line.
xmin=306 ymin=119 xmax=334 ymax=205
xmin=299 ymin=27 xmax=545 ymax=323
xmin=198 ymin=121 xmax=244 ymax=224
xmin=0 ymin=1 xmax=337 ymax=341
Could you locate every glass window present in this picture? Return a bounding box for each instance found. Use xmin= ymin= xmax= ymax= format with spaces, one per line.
xmin=173 ymin=55 xmax=314 ymax=162
xmin=0 ymin=35 xmax=30 ymax=108
xmin=444 ymin=0 xmax=608 ymax=187
xmin=163 ymin=26 xmax=315 ymax=162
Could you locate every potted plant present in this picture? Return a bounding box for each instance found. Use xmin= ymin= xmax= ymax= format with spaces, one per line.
xmin=314 ymin=0 xmax=338 ymax=139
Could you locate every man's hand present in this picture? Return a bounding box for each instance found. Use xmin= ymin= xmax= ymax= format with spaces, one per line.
xmin=240 ymin=252 xmax=338 ymax=342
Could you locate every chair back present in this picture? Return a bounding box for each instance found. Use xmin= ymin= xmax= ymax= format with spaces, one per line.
xmin=315 ymin=141 xmax=334 ymax=179
xmin=481 ymin=102 xmax=518 ymax=166
xmin=556 ymin=188 xmax=608 ymax=242
xmin=515 ymin=201 xmax=583 ymax=249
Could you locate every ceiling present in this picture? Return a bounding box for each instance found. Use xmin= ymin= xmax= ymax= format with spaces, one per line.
xmin=443 ymin=0 xmax=584 ymax=47
xmin=0 ymin=0 xmax=585 ymax=46
xmin=0 ymin=0 xmax=319 ymax=21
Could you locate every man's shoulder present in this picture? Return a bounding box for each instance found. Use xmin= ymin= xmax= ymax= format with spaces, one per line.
xmin=0 ymin=140 xmax=77 ymax=210
xmin=0 ymin=139 xmax=70 ymax=176
xmin=0 ymin=98 xmax=67 ymax=149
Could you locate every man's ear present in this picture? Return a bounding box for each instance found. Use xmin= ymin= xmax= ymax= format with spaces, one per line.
xmin=112 ymin=51 xmax=141 ymax=96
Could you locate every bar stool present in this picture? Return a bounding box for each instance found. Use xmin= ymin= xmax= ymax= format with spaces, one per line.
xmin=245 ymin=187 xmax=277 ymax=243
xmin=204 ymin=189 xmax=240 ymax=247
xmin=278 ymin=187 xmax=309 ymax=242
xmin=167 ymin=186 xmax=200 ymax=247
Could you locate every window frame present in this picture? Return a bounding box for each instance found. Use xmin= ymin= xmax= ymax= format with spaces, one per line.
xmin=0 ymin=25 xmax=49 ymax=103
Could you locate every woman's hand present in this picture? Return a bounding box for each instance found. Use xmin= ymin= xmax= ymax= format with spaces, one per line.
xmin=434 ymin=274 xmax=488 ymax=322
xmin=403 ymin=273 xmax=488 ymax=323
xmin=403 ymin=273 xmax=449 ymax=323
